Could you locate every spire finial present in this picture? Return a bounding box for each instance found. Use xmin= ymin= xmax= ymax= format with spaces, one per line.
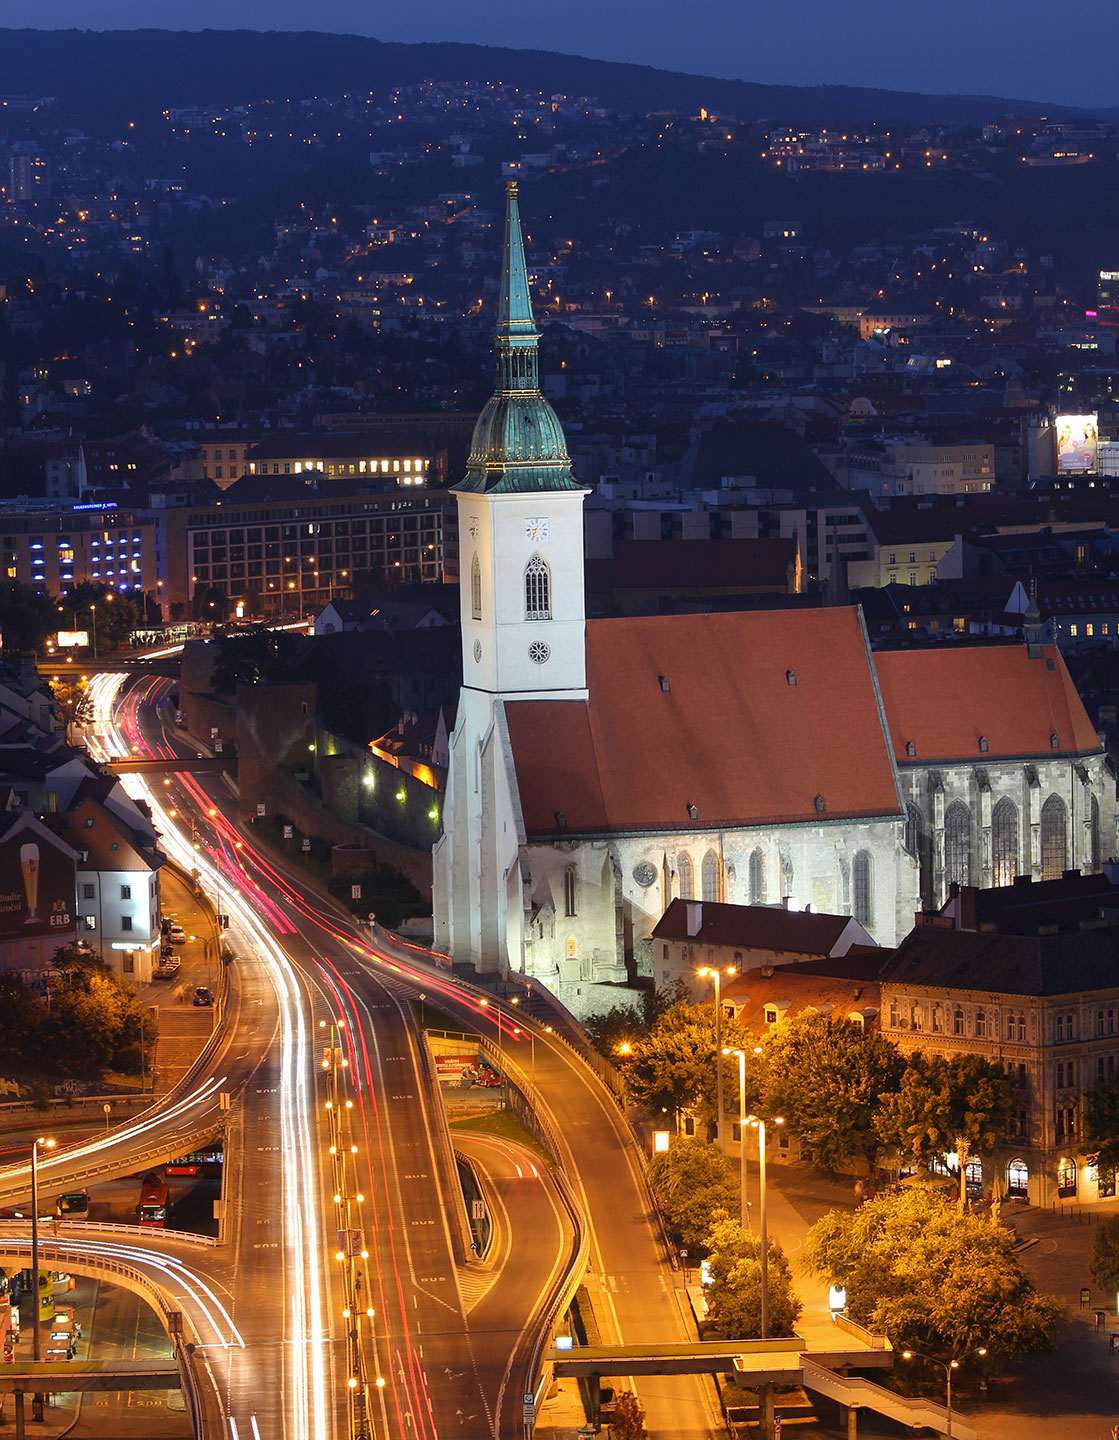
xmin=495 ymin=180 xmax=539 ymax=393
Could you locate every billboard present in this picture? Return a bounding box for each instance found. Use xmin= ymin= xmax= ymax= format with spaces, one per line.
xmin=1055 ymin=414 xmax=1099 ymax=473
xmin=56 ymin=631 xmax=89 ymax=649
xmin=0 ymin=824 xmax=75 ymax=941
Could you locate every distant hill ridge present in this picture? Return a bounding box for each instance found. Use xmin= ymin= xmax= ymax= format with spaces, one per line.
xmin=0 ymin=28 xmax=1104 ymax=129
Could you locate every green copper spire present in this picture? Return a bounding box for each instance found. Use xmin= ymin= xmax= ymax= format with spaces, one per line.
xmin=455 ymin=181 xmax=583 ymax=495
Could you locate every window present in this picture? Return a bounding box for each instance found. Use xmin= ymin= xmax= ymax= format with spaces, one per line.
xmin=470 ymin=553 xmax=482 ymax=620
xmin=82 ymin=882 xmax=95 ymax=900
xmin=563 ymin=865 xmax=577 ymax=917
xmin=953 ymin=1006 xmax=964 ymax=1036
xmin=931 ymin=1004 xmax=943 ymax=1033
xmin=975 ymin=1009 xmax=987 ymax=1038
xmin=524 ymin=554 xmax=551 ymax=620
xmin=120 ymin=884 xmax=131 ymax=900
xmin=1006 ymin=1013 xmax=1015 ymax=1041
xmin=944 ymin=801 xmax=970 ymax=888
xmin=1007 ymin=1158 xmax=1029 ymax=1195
xmin=992 ymin=797 xmax=1018 ymax=888
xmin=904 ymin=803 xmax=921 ymax=857
xmin=677 ymin=854 xmax=694 ymax=900
xmin=1018 ymin=1014 xmax=1026 ymax=1041
xmin=765 ymin=1008 xmax=778 ymax=1026
xmin=1041 ymin=794 xmax=1068 ymax=880
xmin=1056 ymin=1014 xmax=1065 ymax=1041
xmin=83 ymin=915 xmax=96 ymax=931
xmin=852 ymin=850 xmax=872 ymax=927
xmin=1099 ymin=1010 xmax=1106 ymax=1038
xmin=701 ymin=852 xmax=720 ymax=903
xmin=120 ymin=915 xmax=132 ymax=932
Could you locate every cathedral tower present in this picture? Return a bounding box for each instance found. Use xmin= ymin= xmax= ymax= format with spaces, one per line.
xmin=453 ymin=181 xmax=588 ymax=699
xmin=435 ymin=183 xmax=587 ymax=973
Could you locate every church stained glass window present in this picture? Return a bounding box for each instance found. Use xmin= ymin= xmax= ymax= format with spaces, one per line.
xmin=1041 ymin=794 xmax=1067 ymax=881
xmin=992 ymin=797 xmax=1018 ymax=888
xmin=1090 ymin=792 xmax=1101 ymax=873
xmin=525 ymin=554 xmax=550 ymax=620
xmin=748 ymin=848 xmax=766 ymax=905
xmin=853 ymin=850 xmax=872 ymax=927
xmin=944 ymin=802 xmax=970 ymax=889
xmin=677 ymin=854 xmax=694 ymax=900
xmin=701 ymin=852 xmax=720 ymax=903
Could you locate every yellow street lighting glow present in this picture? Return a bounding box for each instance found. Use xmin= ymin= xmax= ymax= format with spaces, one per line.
xmin=356 ymin=1193 xmax=365 ymax=1203
xmin=342 ymin=1307 xmax=351 ymax=1319
xmin=348 ymin=1377 xmax=358 ymax=1389
xmin=335 ymin=1250 xmax=345 ymax=1261
xmin=365 ymin=1307 xmax=374 ymax=1318
xmin=375 ymin=1377 xmax=386 ymax=1389
xmin=333 ymin=1193 xmax=342 ymax=1204
xmin=360 ymin=1248 xmax=369 ymax=1259
xmin=350 ymin=1144 xmax=358 ymax=1154
xmin=325 ymin=1100 xmax=333 ymax=1110
xmin=329 ymin=1145 xmax=337 ymax=1155
xmin=345 ymin=1099 xmax=353 ymax=1109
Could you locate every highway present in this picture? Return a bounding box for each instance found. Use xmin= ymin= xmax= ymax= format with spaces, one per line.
xmin=0 ymin=666 xmax=722 ymax=1439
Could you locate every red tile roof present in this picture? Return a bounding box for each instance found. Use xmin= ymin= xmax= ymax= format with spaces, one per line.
xmin=652 ymin=898 xmax=858 ymax=956
xmin=874 ymin=644 xmax=1101 ymax=763
xmin=505 ymin=607 xmax=902 ymax=837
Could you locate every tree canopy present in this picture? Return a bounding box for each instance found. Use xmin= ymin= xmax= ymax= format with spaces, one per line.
xmin=1089 ymin=1216 xmax=1119 ymax=1296
xmin=1083 ymin=1077 xmax=1119 ymax=1179
xmin=621 ymin=1000 xmax=756 ymax=1129
xmin=42 ymin=943 xmax=152 ymax=1079
xmin=647 ymin=1137 xmax=741 ymax=1253
xmin=702 ymin=1212 xmax=801 ymax=1340
xmin=803 ymin=1188 xmax=1062 ymax=1359
xmin=875 ymin=1051 xmax=1015 ymax=1201
xmin=761 ymin=1011 xmax=904 ymax=1169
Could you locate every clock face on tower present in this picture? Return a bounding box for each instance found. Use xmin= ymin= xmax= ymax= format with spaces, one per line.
xmin=524 ymin=517 xmax=549 ymax=543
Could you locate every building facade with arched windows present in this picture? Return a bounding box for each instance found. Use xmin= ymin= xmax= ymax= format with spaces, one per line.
xmin=433 ymin=183 xmax=1115 ymax=1022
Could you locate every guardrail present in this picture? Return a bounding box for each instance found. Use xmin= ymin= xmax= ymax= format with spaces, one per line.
xmin=0 ymin=1124 xmax=225 ymax=1206
xmin=0 ymin=1236 xmax=209 ymax=1437
xmin=0 ymin=1219 xmax=218 ymax=1247
xmin=831 ymin=1312 xmax=892 ymax=1350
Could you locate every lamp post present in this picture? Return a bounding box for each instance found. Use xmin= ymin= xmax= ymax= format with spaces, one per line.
xmin=724 ymin=1049 xmax=749 ymax=1229
xmin=747 ymin=1113 xmax=784 ymax=1338
xmin=698 ymin=965 xmax=736 ymax=1144
xmin=30 ymin=1137 xmax=56 ymax=1362
xmin=900 ymin=1346 xmax=987 ymax=1439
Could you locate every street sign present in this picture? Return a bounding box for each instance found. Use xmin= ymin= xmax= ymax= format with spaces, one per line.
xmin=472 ymin=1200 xmax=485 ymax=1220
xmin=351 ymin=884 xmax=362 ymax=900
xmin=283 ymin=824 xmax=293 ymax=839
xmin=256 ymin=803 xmax=266 ymax=817
xmin=301 ymin=837 xmax=311 ymax=853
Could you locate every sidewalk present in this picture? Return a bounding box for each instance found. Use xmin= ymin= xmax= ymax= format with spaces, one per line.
xmin=138 ymin=867 xmax=220 ymax=1098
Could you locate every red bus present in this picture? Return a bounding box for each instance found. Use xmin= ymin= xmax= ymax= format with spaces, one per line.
xmin=137 ymin=1172 xmax=168 ymax=1228
xmin=165 ymin=1148 xmax=223 ymax=1178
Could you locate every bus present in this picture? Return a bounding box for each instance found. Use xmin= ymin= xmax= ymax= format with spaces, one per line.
xmin=165 ymin=1148 xmax=223 ymax=1178
xmin=137 ymin=1172 xmax=168 ymax=1229
xmin=56 ymin=1191 xmax=90 ymax=1220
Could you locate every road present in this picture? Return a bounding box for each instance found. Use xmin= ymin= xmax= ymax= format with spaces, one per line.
xmin=1 ymin=665 xmax=722 ymax=1439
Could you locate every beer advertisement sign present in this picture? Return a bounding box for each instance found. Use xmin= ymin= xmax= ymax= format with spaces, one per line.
xmin=0 ymin=820 xmax=75 ymax=940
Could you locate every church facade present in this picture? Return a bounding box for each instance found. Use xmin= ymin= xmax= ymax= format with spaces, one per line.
xmin=433 ymin=186 xmax=1114 ymax=1017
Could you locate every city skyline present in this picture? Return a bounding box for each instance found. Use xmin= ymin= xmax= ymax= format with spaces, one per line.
xmin=12 ymin=0 xmax=1119 ymax=111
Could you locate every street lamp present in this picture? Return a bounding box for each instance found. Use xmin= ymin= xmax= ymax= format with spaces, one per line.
xmin=30 ymin=1137 xmax=57 ymax=1362
xmin=698 ymin=965 xmax=736 ymax=1145
xmin=746 ymin=1112 xmax=784 ymax=1337
xmin=724 ymin=1049 xmax=749 ymax=1229
xmin=900 ymin=1346 xmax=987 ymax=1439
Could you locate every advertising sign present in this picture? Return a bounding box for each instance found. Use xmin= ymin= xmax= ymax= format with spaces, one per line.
xmin=56 ymin=631 xmax=89 ymax=649
xmin=434 ymin=1053 xmax=478 ymax=1080
xmin=0 ymin=825 xmax=75 ymax=941
xmin=1055 ymin=413 xmax=1099 ymax=473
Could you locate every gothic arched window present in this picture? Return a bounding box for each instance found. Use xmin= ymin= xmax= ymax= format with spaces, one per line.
xmin=853 ymin=850 xmax=872 ymax=927
xmin=1041 ymin=794 xmax=1068 ymax=881
xmin=944 ymin=801 xmax=971 ymax=889
xmin=701 ymin=851 xmax=720 ymax=903
xmin=470 ymin=553 xmax=482 ymax=620
xmin=748 ymin=847 xmax=766 ymax=905
xmin=524 ymin=554 xmax=551 ymax=620
xmin=1090 ymin=792 xmax=1101 ymax=873
xmin=677 ymin=853 xmax=694 ymax=900
xmin=992 ymin=797 xmax=1018 ymax=888
xmin=904 ymin=803 xmax=921 ymax=858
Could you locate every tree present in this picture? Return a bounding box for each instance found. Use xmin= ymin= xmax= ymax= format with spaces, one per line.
xmin=584 ymin=978 xmax=689 ymax=1060
xmin=623 ymin=1001 xmax=755 ymax=1129
xmin=702 ymin=1212 xmax=801 ymax=1340
xmin=647 ymin=1137 xmax=740 ymax=1252
xmin=761 ymin=1011 xmax=904 ymax=1170
xmin=46 ymin=944 xmax=151 ymax=1079
xmin=876 ymin=1052 xmax=1015 ymax=1207
xmin=1083 ymin=1078 xmax=1119 ymax=1179
xmin=610 ymin=1391 xmax=647 ymax=1440
xmin=1089 ymin=1216 xmax=1119 ymax=1297
xmin=803 ymin=1189 xmax=1062 ymax=1360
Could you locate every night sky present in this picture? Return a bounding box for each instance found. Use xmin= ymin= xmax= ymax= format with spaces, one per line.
xmin=14 ymin=0 xmax=1119 ymax=109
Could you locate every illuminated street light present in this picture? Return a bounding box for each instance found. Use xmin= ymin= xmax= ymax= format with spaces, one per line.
xmin=900 ymin=1347 xmax=987 ymax=1439
xmin=746 ymin=1113 xmax=785 ymax=1338
xmin=698 ymin=966 xmax=736 ymax=1144
xmin=723 ymin=1048 xmax=750 ymax=1228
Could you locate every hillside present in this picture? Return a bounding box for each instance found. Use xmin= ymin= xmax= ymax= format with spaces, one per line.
xmin=0 ymin=28 xmax=1105 ymax=130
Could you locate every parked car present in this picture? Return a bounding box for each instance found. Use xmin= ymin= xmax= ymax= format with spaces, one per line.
xmin=165 ymin=925 xmax=187 ymax=946
xmin=192 ymin=986 xmax=213 ymax=1007
xmin=154 ymin=957 xmax=181 ymax=980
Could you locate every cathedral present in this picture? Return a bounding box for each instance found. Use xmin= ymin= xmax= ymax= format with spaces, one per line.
xmin=432 ymin=185 xmax=1113 ymax=1017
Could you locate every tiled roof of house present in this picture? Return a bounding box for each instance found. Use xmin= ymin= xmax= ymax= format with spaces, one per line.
xmin=874 ymin=643 xmax=1100 ymax=763
xmin=505 ymin=606 xmax=901 ymax=837
xmin=880 ymin=922 xmax=1119 ymax=998
xmin=41 ymin=797 xmax=160 ymax=873
xmin=652 ymin=898 xmax=858 ymax=956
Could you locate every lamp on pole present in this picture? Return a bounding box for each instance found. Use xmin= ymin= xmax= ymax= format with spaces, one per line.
xmin=900 ymin=1346 xmax=987 ymax=1440
xmin=30 ymin=1137 xmax=56 ymax=1362
xmin=746 ymin=1112 xmax=784 ymax=1337
xmin=698 ymin=965 xmax=736 ymax=1144
xmin=724 ymin=1049 xmax=749 ymax=1229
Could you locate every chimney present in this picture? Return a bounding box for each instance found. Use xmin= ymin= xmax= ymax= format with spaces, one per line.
xmin=685 ymin=901 xmax=703 ymax=937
